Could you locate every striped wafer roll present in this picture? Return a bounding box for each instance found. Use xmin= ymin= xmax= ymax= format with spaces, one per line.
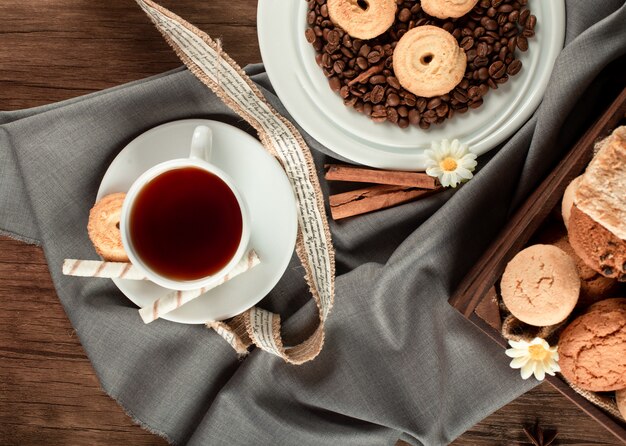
xmin=138 ymin=250 xmax=260 ymax=324
xmin=63 ymin=259 xmax=147 ymax=280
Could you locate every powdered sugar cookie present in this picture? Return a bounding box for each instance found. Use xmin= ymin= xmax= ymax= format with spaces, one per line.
xmin=392 ymin=26 xmax=466 ymax=98
xmin=87 ymin=193 xmax=129 ymax=262
xmin=327 ymin=0 xmax=396 ymax=40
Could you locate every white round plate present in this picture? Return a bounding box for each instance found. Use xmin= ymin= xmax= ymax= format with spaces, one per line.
xmin=258 ymin=0 xmax=565 ymax=170
xmin=98 ymin=119 xmax=298 ymax=324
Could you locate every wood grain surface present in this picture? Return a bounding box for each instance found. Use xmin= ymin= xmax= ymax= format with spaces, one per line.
xmin=0 ymin=1 xmax=621 ymax=445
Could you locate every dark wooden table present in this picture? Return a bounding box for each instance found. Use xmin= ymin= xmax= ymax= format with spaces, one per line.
xmin=0 ymin=1 xmax=621 ymax=445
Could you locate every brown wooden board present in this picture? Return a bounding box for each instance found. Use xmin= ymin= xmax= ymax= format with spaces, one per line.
xmin=450 ymin=87 xmax=626 ymax=443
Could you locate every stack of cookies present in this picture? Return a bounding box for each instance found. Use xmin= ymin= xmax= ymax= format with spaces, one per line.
xmin=498 ymin=126 xmax=626 ymax=419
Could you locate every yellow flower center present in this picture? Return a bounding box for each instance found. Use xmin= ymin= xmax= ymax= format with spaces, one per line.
xmin=528 ymin=344 xmax=549 ymax=361
xmin=439 ymin=157 xmax=458 ymax=172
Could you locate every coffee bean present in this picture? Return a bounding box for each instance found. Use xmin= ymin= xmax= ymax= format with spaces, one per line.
xmin=522 ymin=28 xmax=535 ymax=38
xmin=339 ymin=85 xmax=350 ymax=99
xmin=517 ymin=35 xmax=529 ymax=51
xmin=469 ymin=98 xmax=483 ymax=109
xmin=387 ymin=108 xmax=399 ymax=124
xmin=386 ymin=93 xmax=401 ymax=107
xmin=320 ymin=4 xmax=328 ymax=17
xmin=443 ymin=21 xmax=455 ymax=33
xmin=519 ymin=8 xmax=530 ymax=26
xmin=356 ymin=57 xmax=368 ymax=70
xmin=398 ymin=118 xmax=409 ymax=129
xmin=370 ymin=85 xmax=385 ymax=103
xmin=435 ymin=103 xmax=449 ymax=118
xmin=387 ymin=76 xmax=401 ymax=89
xmin=476 ymin=41 xmax=488 ymax=57
xmin=487 ymin=7 xmax=497 ymax=17
xmin=367 ymin=51 xmax=382 ymax=64
xmin=468 ymin=86 xmax=482 ymax=99
xmin=498 ymin=47 xmax=508 ymax=61
xmin=328 ymin=76 xmax=341 ymax=92
xmin=305 ymin=28 xmax=316 ymax=44
xmin=327 ymin=30 xmax=340 ymax=45
xmin=507 ymin=59 xmax=522 ymax=75
xmin=460 ymin=36 xmax=475 ymax=51
xmin=502 ymin=22 xmax=515 ymax=33
xmin=473 ymin=26 xmax=486 ymax=38
xmin=313 ymin=38 xmax=322 ymax=52
xmin=508 ymin=10 xmax=519 ymax=22
xmin=342 ymin=34 xmax=352 ymax=48
xmin=493 ymin=74 xmax=508 ymax=84
xmin=370 ymin=75 xmax=386 ymax=85
xmin=397 ymin=105 xmax=408 ymax=117
xmin=526 ymin=14 xmax=537 ymax=30
xmin=488 ymin=78 xmax=498 ymax=89
xmin=427 ymin=97 xmax=441 ymax=109
xmin=488 ymin=61 xmax=506 ymax=78
xmin=408 ymin=109 xmax=420 ymax=125
xmin=491 ymin=0 xmax=504 ymax=7
xmin=322 ymin=53 xmax=332 ymax=68
xmin=398 ymin=7 xmax=411 ymax=22
xmin=474 ymin=56 xmax=489 ymax=67
xmin=333 ymin=60 xmax=345 ymax=74
xmin=307 ymin=11 xmax=315 ymax=25
xmin=507 ymin=36 xmax=517 ymax=53
xmin=358 ymin=44 xmax=370 ymax=58
xmin=480 ymin=0 xmax=490 ymax=7
xmin=363 ymin=103 xmax=372 ymax=116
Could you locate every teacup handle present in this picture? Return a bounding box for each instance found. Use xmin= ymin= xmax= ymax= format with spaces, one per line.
xmin=189 ymin=125 xmax=212 ymax=161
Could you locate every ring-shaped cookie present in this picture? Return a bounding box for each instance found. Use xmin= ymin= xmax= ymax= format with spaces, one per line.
xmin=421 ymin=0 xmax=479 ymax=19
xmin=87 ymin=193 xmax=129 ymax=262
xmin=327 ymin=0 xmax=397 ymax=40
xmin=393 ymin=25 xmax=467 ymax=98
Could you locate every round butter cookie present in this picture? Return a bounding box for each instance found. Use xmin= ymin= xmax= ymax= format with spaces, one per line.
xmin=327 ymin=0 xmax=396 ymax=40
xmin=392 ymin=25 xmax=466 ymax=98
xmin=500 ymin=244 xmax=580 ymax=327
xmin=87 ymin=193 xmax=129 ymax=262
xmin=421 ymin=0 xmax=479 ymax=19
xmin=558 ymin=298 xmax=626 ymax=392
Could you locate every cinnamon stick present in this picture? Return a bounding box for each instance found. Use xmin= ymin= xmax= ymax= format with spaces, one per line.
xmin=329 ymin=184 xmax=442 ymax=220
xmin=325 ymin=164 xmax=439 ymax=189
xmin=347 ymin=63 xmax=384 ymax=86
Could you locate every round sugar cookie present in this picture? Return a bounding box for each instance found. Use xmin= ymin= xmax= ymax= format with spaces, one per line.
xmin=421 ymin=0 xmax=479 ymax=19
xmin=392 ymin=26 xmax=466 ymax=98
xmin=87 ymin=193 xmax=129 ymax=262
xmin=500 ymin=244 xmax=580 ymax=327
xmin=327 ymin=0 xmax=396 ymax=40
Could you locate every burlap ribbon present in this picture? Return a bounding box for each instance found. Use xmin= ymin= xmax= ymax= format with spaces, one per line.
xmin=135 ymin=0 xmax=335 ymax=365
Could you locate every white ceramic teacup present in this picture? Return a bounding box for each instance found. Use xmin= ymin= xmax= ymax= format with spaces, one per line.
xmin=120 ymin=125 xmax=250 ymax=291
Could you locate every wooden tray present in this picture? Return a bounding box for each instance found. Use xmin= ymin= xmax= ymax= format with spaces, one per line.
xmin=449 ymin=86 xmax=626 ymax=443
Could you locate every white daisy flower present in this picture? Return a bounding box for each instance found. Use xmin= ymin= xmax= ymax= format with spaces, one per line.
xmin=423 ymin=139 xmax=477 ymax=188
xmin=505 ymin=337 xmax=560 ymax=381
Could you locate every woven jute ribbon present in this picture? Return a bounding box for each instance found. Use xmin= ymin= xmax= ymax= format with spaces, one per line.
xmin=136 ymin=0 xmax=335 ymax=364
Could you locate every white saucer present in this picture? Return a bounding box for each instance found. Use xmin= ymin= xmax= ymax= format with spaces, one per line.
xmin=97 ymin=119 xmax=298 ymax=324
xmin=257 ymin=0 xmax=565 ymax=170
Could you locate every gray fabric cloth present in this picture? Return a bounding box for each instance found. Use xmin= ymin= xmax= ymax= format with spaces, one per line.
xmin=1 ymin=1 xmax=625 ymax=444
